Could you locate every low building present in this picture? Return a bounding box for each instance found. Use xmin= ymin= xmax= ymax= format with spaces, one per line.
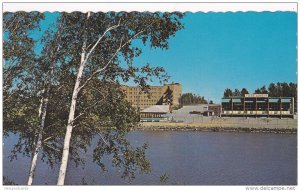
xmin=208 ymin=104 xmax=222 ymax=117
xmin=140 ymin=105 xmax=169 ymax=122
xmin=170 ymin=104 xmax=221 ymax=123
xmin=121 ymin=83 xmax=182 ymax=109
xmin=189 ymin=110 xmax=214 ymax=116
xmin=221 ymin=94 xmax=294 ymax=118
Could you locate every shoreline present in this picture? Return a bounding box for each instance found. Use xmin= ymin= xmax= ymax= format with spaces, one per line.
xmin=136 ymin=121 xmax=297 ymax=134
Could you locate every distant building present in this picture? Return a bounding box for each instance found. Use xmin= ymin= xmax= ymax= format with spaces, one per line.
xmin=121 ymin=83 xmax=182 ymax=109
xmin=185 ymin=104 xmax=221 ymax=116
xmin=140 ymin=105 xmax=169 ymax=122
xmin=221 ymin=94 xmax=294 ymax=118
xmin=170 ymin=104 xmax=221 ymax=123
xmin=208 ymin=104 xmax=222 ymax=117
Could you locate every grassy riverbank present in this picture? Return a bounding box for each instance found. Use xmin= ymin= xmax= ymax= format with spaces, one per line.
xmin=137 ymin=117 xmax=297 ymax=133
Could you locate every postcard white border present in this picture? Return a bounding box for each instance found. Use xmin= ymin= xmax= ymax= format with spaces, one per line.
xmin=1 ymin=1 xmax=299 ymax=191
xmin=3 ymin=2 xmax=298 ymax=13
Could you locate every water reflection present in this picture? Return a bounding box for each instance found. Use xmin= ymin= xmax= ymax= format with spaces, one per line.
xmin=3 ymin=131 xmax=297 ymax=185
xmin=3 ymin=130 xmax=151 ymax=185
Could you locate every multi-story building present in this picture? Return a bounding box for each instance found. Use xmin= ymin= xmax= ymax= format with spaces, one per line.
xmin=221 ymin=94 xmax=295 ymax=118
xmin=121 ymin=83 xmax=182 ymax=109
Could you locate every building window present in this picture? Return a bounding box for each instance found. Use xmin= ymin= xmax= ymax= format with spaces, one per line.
xmin=222 ymin=102 xmax=232 ymax=111
xmin=257 ymin=102 xmax=267 ymax=111
xmin=269 ymin=103 xmax=280 ymax=111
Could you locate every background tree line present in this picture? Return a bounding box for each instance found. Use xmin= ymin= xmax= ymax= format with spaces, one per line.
xmin=178 ymin=93 xmax=209 ymax=106
xmin=223 ymin=82 xmax=297 ymax=98
xmin=3 ymin=11 xmax=184 ymax=185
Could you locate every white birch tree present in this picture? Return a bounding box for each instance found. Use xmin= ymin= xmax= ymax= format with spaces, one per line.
xmin=3 ymin=11 xmax=184 ymax=185
xmin=27 ymin=19 xmax=65 ymax=185
xmin=56 ymin=11 xmax=184 ymax=185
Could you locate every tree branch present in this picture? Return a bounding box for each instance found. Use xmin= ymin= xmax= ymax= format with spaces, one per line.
xmin=83 ymin=22 xmax=122 ymax=67
xmin=4 ymin=16 xmax=17 ymax=33
xmin=89 ymin=86 xmax=108 ymax=98
xmin=44 ymin=143 xmax=60 ymax=152
xmin=96 ymin=132 xmax=110 ymax=147
xmin=43 ymin=136 xmax=53 ymax=142
xmin=78 ymin=125 xmax=110 ymax=147
xmin=71 ymin=99 xmax=105 ymax=125
xmin=11 ymin=19 xmax=20 ymax=34
xmin=77 ymin=30 xmax=145 ymax=92
xmin=3 ymin=91 xmax=17 ymax=103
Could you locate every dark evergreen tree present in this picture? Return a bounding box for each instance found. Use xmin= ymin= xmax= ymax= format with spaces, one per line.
xmin=268 ymin=83 xmax=277 ymax=97
xmin=241 ymin=88 xmax=249 ymax=96
xmin=233 ymin=89 xmax=241 ymax=97
xmin=223 ymin=88 xmax=233 ymax=97
xmin=163 ymin=86 xmax=174 ymax=112
xmin=179 ymin=93 xmax=208 ymax=106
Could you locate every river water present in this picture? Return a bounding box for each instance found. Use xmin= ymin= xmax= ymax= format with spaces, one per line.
xmin=3 ymin=131 xmax=297 ymax=185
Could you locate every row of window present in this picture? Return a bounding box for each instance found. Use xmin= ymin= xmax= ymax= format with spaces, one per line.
xmin=126 ymin=92 xmax=162 ymax=97
xmin=133 ymin=104 xmax=152 ymax=107
xmin=222 ymin=103 xmax=292 ymax=111
xmin=126 ymin=90 xmax=161 ymax=94
xmin=126 ymin=88 xmax=162 ymax=91
xmin=141 ymin=113 xmax=165 ymax=118
xmin=127 ymin=95 xmax=161 ymax=99
xmin=130 ymin=100 xmax=158 ymax=103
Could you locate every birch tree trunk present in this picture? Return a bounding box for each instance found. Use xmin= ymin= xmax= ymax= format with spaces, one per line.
xmin=27 ymin=68 xmax=52 ymax=185
xmin=28 ymin=18 xmax=63 ymax=185
xmin=57 ymin=12 xmax=90 ymax=185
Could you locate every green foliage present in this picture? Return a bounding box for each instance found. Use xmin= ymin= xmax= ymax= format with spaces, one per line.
xmin=56 ymin=12 xmax=184 ymax=89
xmin=160 ymin=173 xmax=169 ymax=184
xmin=3 ymin=176 xmax=18 ymax=185
xmin=223 ymin=88 xmax=247 ymax=97
xmin=3 ymin=12 xmax=46 ymax=160
xmin=223 ymin=88 xmax=233 ymax=97
xmin=254 ymin=85 xmax=268 ymax=94
xmin=3 ymin=12 xmax=44 ymax=103
xmin=241 ymin=88 xmax=249 ymax=96
xmin=266 ymin=82 xmax=297 ymax=98
xmin=233 ymin=89 xmax=241 ymax=97
xmin=163 ymin=86 xmax=174 ymax=105
xmin=223 ymin=83 xmax=297 ymax=98
xmin=179 ymin=93 xmax=208 ymax=106
xmin=3 ymin=11 xmax=184 ymax=183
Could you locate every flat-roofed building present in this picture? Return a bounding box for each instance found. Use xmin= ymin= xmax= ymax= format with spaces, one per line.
xmin=221 ymin=94 xmax=294 ymax=118
xmin=121 ymin=83 xmax=182 ymax=109
xmin=140 ymin=105 xmax=169 ymax=122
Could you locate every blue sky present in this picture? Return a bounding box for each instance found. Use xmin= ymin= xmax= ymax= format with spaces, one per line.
xmin=132 ymin=12 xmax=297 ymax=103
xmin=33 ymin=12 xmax=297 ymax=103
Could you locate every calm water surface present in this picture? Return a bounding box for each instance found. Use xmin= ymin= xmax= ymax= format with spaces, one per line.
xmin=3 ymin=131 xmax=297 ymax=185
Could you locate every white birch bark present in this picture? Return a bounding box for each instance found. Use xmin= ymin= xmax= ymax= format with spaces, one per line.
xmin=38 ymin=88 xmax=45 ymax=117
xmin=27 ymin=68 xmax=53 ymax=185
xmin=57 ymin=13 xmax=143 ymax=185
xmin=57 ymin=12 xmax=90 ymax=185
xmin=28 ymin=19 xmax=63 ymax=185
